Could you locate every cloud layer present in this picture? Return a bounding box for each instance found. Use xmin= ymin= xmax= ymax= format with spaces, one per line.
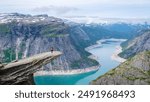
xmin=0 ymin=0 xmax=150 ymax=18
xmin=32 ymin=5 xmax=78 ymax=15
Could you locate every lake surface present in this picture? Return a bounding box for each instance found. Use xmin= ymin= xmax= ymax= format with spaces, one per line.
xmin=34 ymin=41 xmax=122 ymax=85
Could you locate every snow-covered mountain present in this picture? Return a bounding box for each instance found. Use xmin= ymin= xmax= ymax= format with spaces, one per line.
xmin=63 ymin=16 xmax=150 ymax=25
xmin=1 ymin=13 xmax=149 ymax=25
xmin=0 ymin=13 xmax=61 ymax=24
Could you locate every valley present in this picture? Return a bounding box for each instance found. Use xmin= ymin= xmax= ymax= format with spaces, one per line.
xmin=0 ymin=13 xmax=150 ymax=85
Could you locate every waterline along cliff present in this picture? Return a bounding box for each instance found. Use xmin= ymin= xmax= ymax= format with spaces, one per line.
xmin=119 ymin=30 xmax=150 ymax=59
xmin=0 ymin=13 xmax=99 ymax=72
xmin=91 ymin=30 xmax=150 ymax=85
xmin=0 ymin=13 xmax=149 ymax=85
xmin=0 ymin=13 xmax=100 ymax=84
xmin=91 ymin=51 xmax=150 ymax=85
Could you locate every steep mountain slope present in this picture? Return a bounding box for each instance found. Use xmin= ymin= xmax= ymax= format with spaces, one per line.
xmin=91 ymin=51 xmax=150 ymax=85
xmin=0 ymin=13 xmax=149 ymax=73
xmin=0 ymin=13 xmax=98 ymax=72
xmin=80 ymin=23 xmax=150 ymax=43
xmin=119 ymin=30 xmax=150 ymax=58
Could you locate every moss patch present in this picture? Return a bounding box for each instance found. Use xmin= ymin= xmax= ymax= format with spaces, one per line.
xmin=148 ymin=70 xmax=150 ymax=76
xmin=2 ymin=48 xmax=22 ymax=63
xmin=45 ymin=33 xmax=68 ymax=38
xmin=3 ymin=48 xmax=15 ymax=63
xmin=39 ymin=23 xmax=68 ymax=38
xmin=107 ymin=69 xmax=116 ymax=76
xmin=0 ymin=24 xmax=11 ymax=35
xmin=71 ymin=57 xmax=99 ymax=69
xmin=145 ymin=51 xmax=150 ymax=56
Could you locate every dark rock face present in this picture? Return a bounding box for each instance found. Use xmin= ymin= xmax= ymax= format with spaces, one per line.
xmin=91 ymin=51 xmax=150 ymax=85
xmin=91 ymin=29 xmax=150 ymax=85
xmin=0 ymin=14 xmax=99 ymax=72
xmin=0 ymin=51 xmax=62 ymax=85
xmin=0 ymin=14 xmax=100 ymax=85
xmin=119 ymin=30 xmax=150 ymax=58
xmin=1 ymin=14 xmax=149 ymax=71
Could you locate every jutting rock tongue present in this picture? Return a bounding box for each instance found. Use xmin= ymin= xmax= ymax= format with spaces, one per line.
xmin=0 ymin=51 xmax=62 ymax=85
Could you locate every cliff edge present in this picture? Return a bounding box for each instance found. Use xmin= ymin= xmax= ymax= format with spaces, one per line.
xmin=91 ymin=51 xmax=150 ymax=85
xmin=0 ymin=51 xmax=62 ymax=85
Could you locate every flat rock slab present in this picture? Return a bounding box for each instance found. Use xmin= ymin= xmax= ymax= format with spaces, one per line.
xmin=1 ymin=51 xmax=62 ymax=70
xmin=0 ymin=51 xmax=62 ymax=85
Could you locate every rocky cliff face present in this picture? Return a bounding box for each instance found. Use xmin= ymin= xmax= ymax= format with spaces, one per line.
xmin=0 ymin=13 xmax=149 ymax=77
xmin=91 ymin=51 xmax=150 ymax=85
xmin=0 ymin=13 xmax=98 ymax=72
xmin=91 ymin=29 xmax=150 ymax=85
xmin=119 ymin=30 xmax=150 ymax=58
xmin=80 ymin=23 xmax=150 ymax=42
xmin=0 ymin=51 xmax=62 ymax=85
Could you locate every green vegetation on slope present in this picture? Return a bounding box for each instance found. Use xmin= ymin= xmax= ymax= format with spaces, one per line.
xmin=40 ymin=23 xmax=68 ymax=37
xmin=2 ymin=48 xmax=22 ymax=63
xmin=148 ymin=70 xmax=150 ymax=76
xmin=0 ymin=24 xmax=10 ymax=35
xmin=92 ymin=51 xmax=150 ymax=85
xmin=71 ymin=57 xmax=99 ymax=69
xmin=45 ymin=33 xmax=68 ymax=38
xmin=119 ymin=30 xmax=150 ymax=59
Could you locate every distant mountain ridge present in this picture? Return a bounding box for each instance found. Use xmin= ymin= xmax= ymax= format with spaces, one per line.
xmin=0 ymin=13 xmax=99 ymax=71
xmin=64 ymin=16 xmax=150 ymax=24
xmin=0 ymin=13 xmax=149 ymax=74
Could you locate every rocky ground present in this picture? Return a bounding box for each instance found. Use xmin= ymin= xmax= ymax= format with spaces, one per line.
xmin=119 ymin=30 xmax=150 ymax=59
xmin=91 ymin=51 xmax=150 ymax=85
xmin=0 ymin=51 xmax=62 ymax=85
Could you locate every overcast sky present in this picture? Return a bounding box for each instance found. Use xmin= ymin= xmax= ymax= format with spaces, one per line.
xmin=0 ymin=0 xmax=150 ymax=18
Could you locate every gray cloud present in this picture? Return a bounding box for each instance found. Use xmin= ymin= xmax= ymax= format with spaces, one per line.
xmin=32 ymin=5 xmax=79 ymax=15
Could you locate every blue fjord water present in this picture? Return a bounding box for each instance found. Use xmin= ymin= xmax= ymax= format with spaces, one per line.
xmin=34 ymin=41 xmax=122 ymax=85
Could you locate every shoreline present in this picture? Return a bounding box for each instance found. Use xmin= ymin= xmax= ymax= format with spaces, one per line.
xmin=85 ymin=38 xmax=127 ymax=51
xmin=34 ymin=38 xmax=126 ymax=76
xmin=85 ymin=43 xmax=102 ymax=51
xmin=34 ymin=65 xmax=100 ymax=76
xmin=88 ymin=55 xmax=99 ymax=60
xmin=85 ymin=38 xmax=127 ymax=63
xmin=111 ymin=45 xmax=126 ymax=63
